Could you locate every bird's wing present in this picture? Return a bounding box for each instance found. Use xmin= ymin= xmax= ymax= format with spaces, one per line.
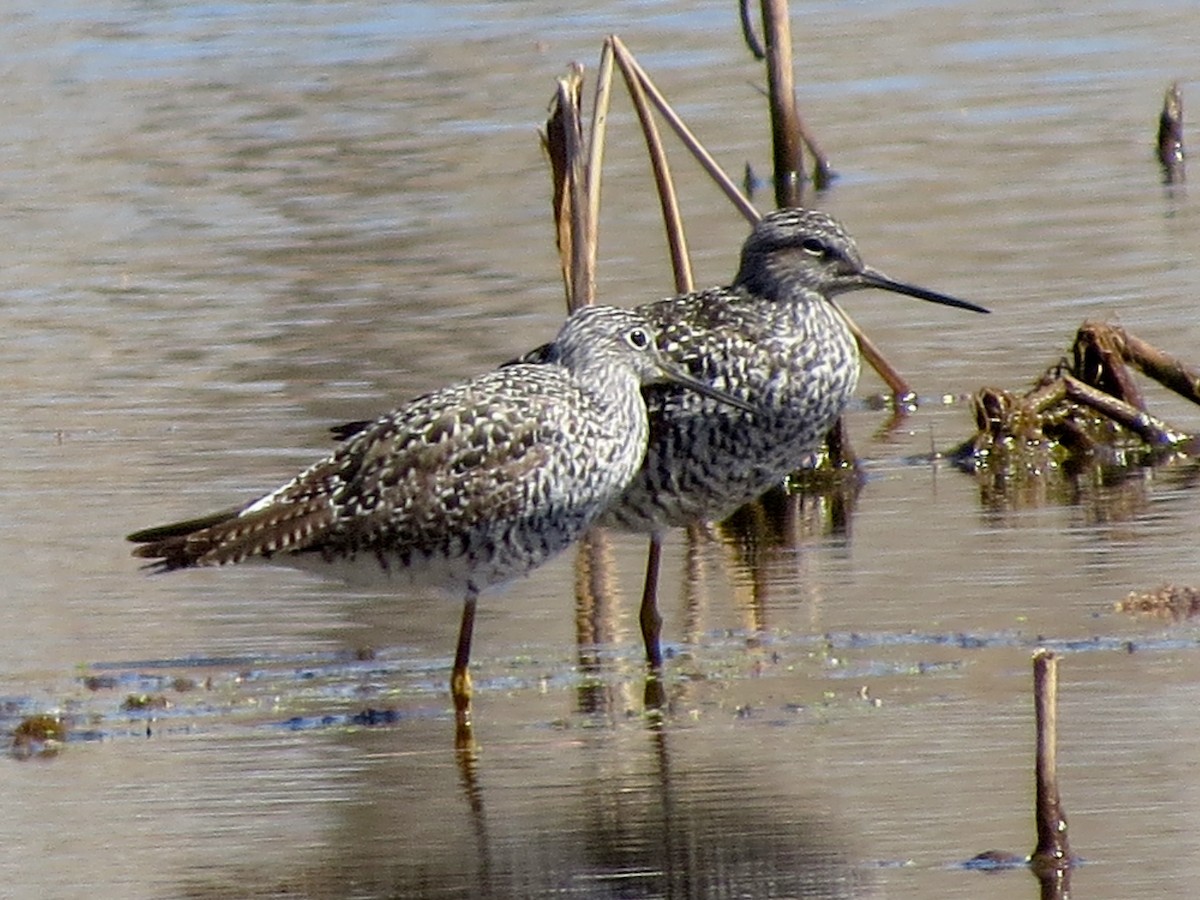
xmin=128 ymin=368 xmax=585 ymax=570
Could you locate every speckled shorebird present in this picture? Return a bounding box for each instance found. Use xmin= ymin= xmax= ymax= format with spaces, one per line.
xmin=521 ymin=208 xmax=989 ymax=669
xmin=127 ymin=305 xmax=754 ymax=720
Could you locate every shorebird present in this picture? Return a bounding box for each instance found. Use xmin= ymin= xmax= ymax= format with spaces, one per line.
xmin=127 ymin=305 xmax=754 ymax=720
xmin=606 ymin=208 xmax=987 ymax=530
xmin=522 ymin=208 xmax=989 ymax=670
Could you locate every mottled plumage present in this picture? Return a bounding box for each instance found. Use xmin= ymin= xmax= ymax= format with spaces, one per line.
xmin=128 ymin=304 xmax=753 ymax=718
xmin=509 ymin=210 xmax=987 ymax=676
xmin=544 ymin=209 xmax=988 ymax=533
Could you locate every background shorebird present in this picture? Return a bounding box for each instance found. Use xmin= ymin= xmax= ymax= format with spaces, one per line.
xmin=523 ymin=208 xmax=989 ymax=674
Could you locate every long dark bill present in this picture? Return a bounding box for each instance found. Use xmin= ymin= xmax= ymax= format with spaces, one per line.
xmin=860 ymin=267 xmax=990 ymax=314
xmin=654 ymin=359 xmax=757 ymax=413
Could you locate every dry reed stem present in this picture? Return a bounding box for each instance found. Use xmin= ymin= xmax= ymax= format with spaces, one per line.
xmin=610 ymin=37 xmax=903 ymax=399
xmin=837 ymin=305 xmax=914 ymax=401
xmin=741 ymin=2 xmax=834 ymax=186
xmin=1031 ymin=649 xmax=1072 ymax=873
xmin=610 ymin=37 xmax=759 ymax=226
xmin=584 ymin=43 xmax=616 ymax=290
xmin=561 ymin=68 xmax=591 ymax=310
xmin=759 ymin=0 xmax=804 ymax=208
xmin=610 ymin=38 xmax=693 ymax=292
xmin=739 ymin=0 xmax=766 ymax=60
xmin=540 ymin=82 xmax=572 ymax=306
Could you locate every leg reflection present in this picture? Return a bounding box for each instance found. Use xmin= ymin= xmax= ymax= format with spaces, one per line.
xmin=454 ymin=726 xmax=495 ymax=896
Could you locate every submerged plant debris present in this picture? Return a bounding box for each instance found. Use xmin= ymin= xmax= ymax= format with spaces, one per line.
xmin=11 ymin=713 xmax=67 ymax=760
xmin=120 ymin=693 xmax=171 ymax=712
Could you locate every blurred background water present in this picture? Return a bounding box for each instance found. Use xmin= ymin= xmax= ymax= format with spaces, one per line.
xmin=0 ymin=1 xmax=1198 ymax=897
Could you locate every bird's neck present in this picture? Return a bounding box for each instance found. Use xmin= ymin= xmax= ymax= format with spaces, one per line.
xmin=587 ymin=364 xmax=648 ymax=435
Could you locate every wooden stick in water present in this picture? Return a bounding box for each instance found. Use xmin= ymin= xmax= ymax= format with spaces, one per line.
xmin=1031 ymin=649 xmax=1072 ymax=873
xmin=1156 ymin=81 xmax=1185 ymax=184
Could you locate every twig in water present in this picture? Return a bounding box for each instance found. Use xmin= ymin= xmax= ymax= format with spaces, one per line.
xmin=1156 ymin=81 xmax=1185 ymax=184
xmin=739 ymin=0 xmax=765 ymax=60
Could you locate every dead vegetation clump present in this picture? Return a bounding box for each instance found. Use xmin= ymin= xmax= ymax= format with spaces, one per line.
xmin=952 ymin=321 xmax=1200 ymax=483
xmin=1117 ymin=583 xmax=1200 ymax=621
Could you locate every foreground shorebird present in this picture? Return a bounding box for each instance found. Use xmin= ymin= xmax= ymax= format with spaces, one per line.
xmin=127 ymin=305 xmax=753 ymax=720
xmin=522 ymin=208 xmax=989 ymax=670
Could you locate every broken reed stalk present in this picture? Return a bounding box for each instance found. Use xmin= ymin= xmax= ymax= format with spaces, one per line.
xmin=1080 ymin=320 xmax=1200 ymax=406
xmin=561 ymin=69 xmax=591 ymax=309
xmin=1156 ymin=82 xmax=1185 ymax=184
xmin=1073 ymin=319 xmax=1148 ymax=410
xmin=1024 ymin=376 xmax=1068 ymax=415
xmin=759 ymin=0 xmax=804 ymax=207
xmin=541 ymin=79 xmax=573 ymax=307
xmin=609 ymin=36 xmax=695 ymax=689
xmin=754 ymin=0 xmax=836 ymax=190
xmin=1031 ymin=649 xmax=1072 ymax=873
xmin=542 ymin=67 xmax=626 ymax=709
xmin=1125 ymin=331 xmax=1200 ymax=404
xmin=837 ymin=306 xmax=915 ymax=402
xmin=541 ymin=66 xmax=592 ymax=311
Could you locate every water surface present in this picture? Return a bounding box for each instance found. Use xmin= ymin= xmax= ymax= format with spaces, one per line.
xmin=1 ymin=2 xmax=1198 ymax=897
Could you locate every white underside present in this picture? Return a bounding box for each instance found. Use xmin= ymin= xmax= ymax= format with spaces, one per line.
xmin=227 ymin=547 xmax=537 ymax=598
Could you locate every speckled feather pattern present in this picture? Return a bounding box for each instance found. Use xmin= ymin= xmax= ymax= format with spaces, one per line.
xmin=603 ymin=281 xmax=857 ymax=531
xmin=130 ymin=306 xmax=665 ymax=595
xmin=590 ymin=209 xmax=877 ymax=532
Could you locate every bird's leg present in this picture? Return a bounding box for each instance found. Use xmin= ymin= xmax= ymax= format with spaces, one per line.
xmin=639 ymin=534 xmax=665 ymax=669
xmin=640 ymin=533 xmax=667 ymax=710
xmin=452 ymin=592 xmax=477 ymax=723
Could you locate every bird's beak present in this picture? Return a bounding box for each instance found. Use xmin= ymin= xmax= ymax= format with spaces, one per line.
xmin=654 ymin=359 xmax=757 ymax=413
xmin=858 ymin=267 xmax=990 ymax=314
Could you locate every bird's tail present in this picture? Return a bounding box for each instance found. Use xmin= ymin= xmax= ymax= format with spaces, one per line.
xmin=127 ymin=500 xmax=333 ymax=571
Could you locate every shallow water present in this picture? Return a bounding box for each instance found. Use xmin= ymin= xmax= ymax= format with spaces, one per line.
xmin=2 ymin=1 xmax=1199 ymax=897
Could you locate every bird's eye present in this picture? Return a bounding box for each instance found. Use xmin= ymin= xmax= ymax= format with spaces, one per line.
xmin=626 ymin=327 xmax=651 ymax=350
xmin=799 ymin=237 xmax=827 ymax=258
